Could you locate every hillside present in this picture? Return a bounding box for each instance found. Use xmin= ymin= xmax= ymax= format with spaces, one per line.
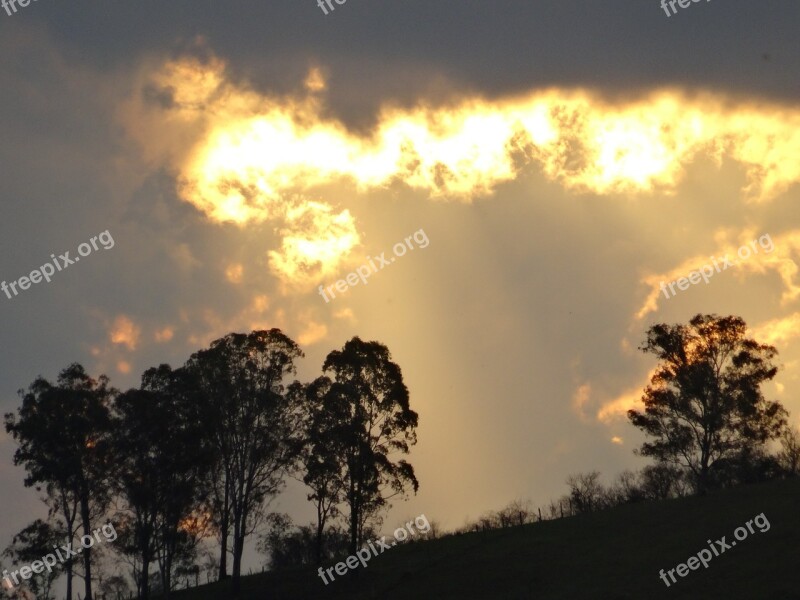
xmin=164 ymin=477 xmax=800 ymax=600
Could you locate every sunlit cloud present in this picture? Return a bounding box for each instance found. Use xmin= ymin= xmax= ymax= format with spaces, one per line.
xmin=180 ymin=295 xmax=318 ymax=350
xmin=127 ymin=58 xmax=800 ymax=207
xmin=251 ymin=294 xmax=270 ymax=313
xmin=304 ymin=67 xmax=326 ymax=93
xmin=752 ymin=312 xmax=800 ymax=347
xmin=225 ymin=263 xmax=244 ymax=283
xmin=154 ymin=326 xmax=175 ymax=343
xmin=267 ymin=200 xmax=360 ymax=290
xmin=117 ymin=360 xmax=132 ymax=374
xmin=333 ymin=307 xmax=356 ymax=323
xmin=636 ymin=229 xmax=800 ymax=320
xmin=297 ymin=320 xmax=328 ymax=346
xmin=109 ymin=315 xmax=141 ymax=350
xmin=121 ymin=55 xmax=800 ymax=295
xmin=572 ymin=383 xmax=591 ymax=422
xmin=597 ymin=369 xmax=656 ymax=423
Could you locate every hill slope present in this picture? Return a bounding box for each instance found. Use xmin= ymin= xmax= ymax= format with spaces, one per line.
xmin=167 ymin=477 xmax=800 ymax=600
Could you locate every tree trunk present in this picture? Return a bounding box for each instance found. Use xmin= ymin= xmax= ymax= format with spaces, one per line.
xmin=231 ymin=530 xmax=245 ymax=596
xmin=348 ymin=483 xmax=359 ymax=556
xmin=315 ymin=509 xmax=325 ymax=566
xmin=163 ymin=548 xmax=172 ymax=600
xmin=141 ymin=554 xmax=150 ymax=600
xmin=80 ymin=495 xmax=93 ymax=600
xmin=218 ymin=481 xmax=230 ymax=581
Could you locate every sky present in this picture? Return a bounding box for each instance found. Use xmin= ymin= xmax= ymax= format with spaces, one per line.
xmin=1 ymin=0 xmax=800 ymax=581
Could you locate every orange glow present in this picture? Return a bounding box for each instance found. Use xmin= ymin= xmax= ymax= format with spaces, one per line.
xmin=122 ymin=57 xmax=800 ymax=291
xmin=637 ymin=229 xmax=800 ymax=320
xmin=109 ymin=315 xmax=141 ymax=350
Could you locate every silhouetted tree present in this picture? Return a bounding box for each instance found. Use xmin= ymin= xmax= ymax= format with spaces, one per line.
xmin=98 ymin=574 xmax=131 ymax=600
xmin=112 ymin=365 xmax=212 ymax=599
xmin=640 ymin=463 xmax=688 ymax=499
xmin=184 ymin=330 xmax=304 ymax=596
xmin=321 ymin=337 xmax=419 ymax=554
xmin=566 ymin=471 xmax=606 ymax=513
xmin=778 ymin=426 xmax=800 ymax=476
xmin=257 ymin=514 xmax=350 ymax=570
xmin=3 ymin=519 xmax=64 ymax=599
xmin=4 ymin=364 xmax=115 ymax=600
xmin=709 ymin=445 xmax=782 ymax=487
xmin=298 ymin=378 xmax=346 ymax=565
xmin=605 ymin=470 xmax=647 ymax=505
xmin=628 ymin=314 xmax=787 ymax=494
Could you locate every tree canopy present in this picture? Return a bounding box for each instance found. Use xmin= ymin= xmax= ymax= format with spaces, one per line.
xmin=628 ymin=314 xmax=788 ymax=493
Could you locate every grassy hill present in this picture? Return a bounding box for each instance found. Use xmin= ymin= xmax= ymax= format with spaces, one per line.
xmin=165 ymin=477 xmax=800 ymax=600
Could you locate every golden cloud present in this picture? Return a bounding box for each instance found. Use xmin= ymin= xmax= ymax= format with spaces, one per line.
xmin=154 ymin=326 xmax=175 ymax=343
xmin=225 ymin=263 xmax=244 ymax=283
xmin=636 ymin=229 xmax=800 ymax=320
xmin=109 ymin=315 xmax=141 ymax=350
xmin=268 ymin=200 xmax=361 ymax=290
xmin=597 ymin=369 xmax=656 ymax=423
xmin=297 ymin=320 xmax=328 ymax=346
xmin=752 ymin=312 xmax=800 ymax=347
xmin=122 ymin=56 xmax=800 ymax=290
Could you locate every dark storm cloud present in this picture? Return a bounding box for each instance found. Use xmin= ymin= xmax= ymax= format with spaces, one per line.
xmin=10 ymin=0 xmax=800 ymax=109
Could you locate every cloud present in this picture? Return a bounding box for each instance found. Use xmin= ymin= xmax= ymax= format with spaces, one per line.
xmin=304 ymin=67 xmax=327 ymax=93
xmin=267 ymin=200 xmax=361 ymax=291
xmin=597 ymin=369 xmax=656 ymax=424
xmin=636 ymin=229 xmax=800 ymax=320
xmin=109 ymin=315 xmax=142 ymax=350
xmin=171 ymin=243 xmax=202 ymax=272
xmin=333 ymin=307 xmax=356 ymax=323
xmin=154 ymin=326 xmax=175 ymax=343
xmin=572 ymin=383 xmax=591 ymax=422
xmin=124 ymin=57 xmax=800 ymax=214
xmin=118 ymin=55 xmax=800 ymax=299
xmin=297 ymin=320 xmax=328 ymax=346
xmin=225 ymin=263 xmax=244 ymax=283
xmin=752 ymin=312 xmax=800 ymax=347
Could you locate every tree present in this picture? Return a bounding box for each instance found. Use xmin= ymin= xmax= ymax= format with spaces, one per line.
xmin=299 ymin=377 xmax=346 ymax=565
xmin=184 ymin=330 xmax=304 ymax=595
xmin=605 ymin=470 xmax=647 ymax=505
xmin=777 ymin=426 xmax=800 ymax=476
xmin=321 ymin=337 xmax=419 ymax=554
xmin=4 ymin=364 xmax=115 ymax=600
xmin=3 ymin=519 xmax=64 ymax=600
xmin=112 ymin=365 xmax=212 ymax=600
xmin=98 ymin=575 xmax=131 ymax=600
xmin=257 ymin=514 xmax=350 ymax=570
xmin=628 ymin=314 xmax=788 ymax=494
xmin=640 ymin=463 xmax=688 ymax=499
xmin=565 ymin=471 xmax=606 ymax=513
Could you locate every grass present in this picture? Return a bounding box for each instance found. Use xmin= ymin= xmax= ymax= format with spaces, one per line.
xmin=162 ymin=477 xmax=800 ymax=600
